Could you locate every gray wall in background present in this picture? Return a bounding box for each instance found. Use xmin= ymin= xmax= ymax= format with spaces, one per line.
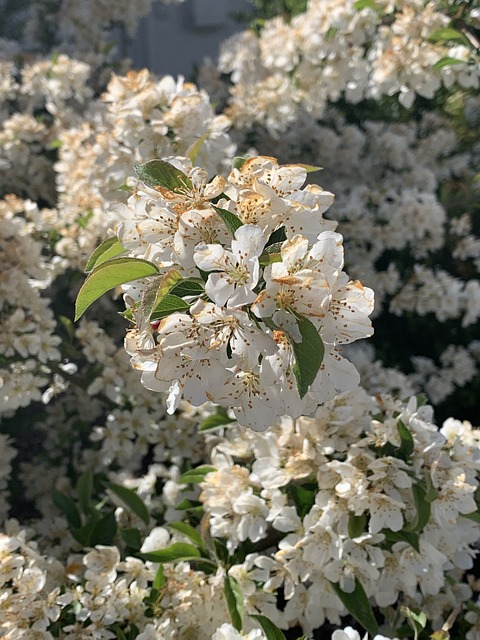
xmin=126 ymin=0 xmax=251 ymax=79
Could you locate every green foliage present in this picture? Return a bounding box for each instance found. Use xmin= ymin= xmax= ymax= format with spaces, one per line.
xmin=290 ymin=314 xmax=325 ymax=398
xmin=331 ymin=578 xmax=379 ymax=637
xmin=140 ymin=269 xmax=184 ymax=320
xmin=85 ymin=237 xmax=127 ymax=273
xmin=199 ymin=407 xmax=235 ymax=432
xmin=250 ymin=614 xmax=287 ymax=640
xmin=178 ymin=465 xmax=217 ymax=484
xmin=224 ymin=575 xmax=244 ymax=632
xmin=212 ymin=205 xmax=244 ymax=236
xmin=106 ymin=482 xmax=150 ymax=525
xmin=74 ymin=257 xmax=159 ymax=320
xmin=134 ymin=160 xmax=192 ymax=193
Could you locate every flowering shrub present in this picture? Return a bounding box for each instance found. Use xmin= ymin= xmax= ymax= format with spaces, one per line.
xmin=200 ymin=0 xmax=480 ymax=423
xmin=1 ymin=0 xmax=480 ymax=638
xmin=75 ymin=155 xmax=373 ymax=430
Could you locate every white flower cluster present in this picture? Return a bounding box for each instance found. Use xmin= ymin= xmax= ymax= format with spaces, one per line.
xmin=116 ymin=155 xmax=374 ymax=430
xmin=200 ymin=390 xmax=480 ymax=632
xmin=0 ymin=391 xmax=479 ymax=638
xmin=0 ymin=196 xmax=62 ymax=415
xmin=227 ymin=101 xmax=480 ymax=408
xmin=54 ymin=69 xmax=235 ymax=269
xmin=212 ymin=0 xmax=479 ymax=133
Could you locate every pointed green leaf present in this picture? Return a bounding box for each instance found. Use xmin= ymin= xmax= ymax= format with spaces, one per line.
xmin=77 ymin=470 xmax=94 ymax=513
xmin=423 ymin=470 xmax=438 ymax=503
xmin=428 ymin=28 xmax=471 ymax=47
xmin=75 ymin=257 xmax=159 ymax=321
xmin=296 ymin=163 xmax=323 ymax=173
xmin=259 ymin=252 xmax=282 ymax=266
xmin=154 ymin=565 xmax=167 ymax=590
xmin=89 ymin=511 xmax=117 ymax=546
xmin=462 ymin=509 xmax=480 ymax=524
xmin=287 ymin=484 xmax=317 ymax=519
xmin=397 ymin=419 xmax=414 ymax=459
xmin=52 ymin=489 xmax=82 ymax=528
xmin=199 ymin=409 xmax=235 ymax=432
xmin=404 ymin=483 xmax=431 ymax=532
xmin=178 ymin=465 xmax=217 ymax=484
xmin=383 ymin=529 xmax=420 ymax=552
xmin=232 ymin=156 xmax=248 ymax=170
xmin=120 ymin=527 xmax=142 ymax=550
xmin=106 ymin=482 xmax=150 ymax=526
xmin=171 ymin=278 xmax=205 ymax=297
xmin=212 ymin=205 xmax=243 ymax=236
xmin=138 ymin=542 xmax=201 ymax=563
xmin=353 ymin=0 xmax=382 ymax=10
xmin=331 ymin=578 xmax=378 ymax=637
xmin=134 ymin=160 xmax=192 ymax=193
xmin=224 ymin=576 xmax=244 ymax=632
xmin=432 ymin=56 xmax=467 ymax=71
xmin=71 ymin=516 xmax=99 ymax=546
xmin=168 ymin=522 xmax=204 ymax=549
xmin=85 ymin=236 xmax=127 ymax=273
xmin=150 ymin=294 xmax=190 ymax=321
xmin=187 ymin=134 xmax=208 ymax=163
xmin=175 ymin=499 xmax=204 ymax=513
xmin=250 ymin=614 xmax=287 ymax=640
xmin=140 ymin=269 xmax=183 ymax=320
xmin=348 ymin=513 xmax=367 ymax=538
xmin=290 ymin=314 xmax=325 ymax=398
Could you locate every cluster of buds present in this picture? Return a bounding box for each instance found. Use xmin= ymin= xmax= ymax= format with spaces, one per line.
xmin=76 ymin=156 xmax=374 ymax=430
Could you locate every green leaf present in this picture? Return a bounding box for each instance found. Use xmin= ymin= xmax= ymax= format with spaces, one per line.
xmin=140 ymin=269 xmax=183 ymax=320
xmin=212 ymin=205 xmax=243 ymax=236
xmin=120 ymin=527 xmax=142 ymax=550
xmin=331 ymin=578 xmax=378 ymax=637
xmin=52 ymin=489 xmax=82 ymax=528
xmin=77 ymin=470 xmax=93 ymax=513
xmin=199 ymin=409 xmax=235 ymax=432
xmin=288 ymin=484 xmax=317 ymax=519
xmin=175 ymin=499 xmax=204 ymax=513
xmin=224 ymin=576 xmax=244 ymax=632
xmin=85 ymin=236 xmax=127 ymax=273
xmin=170 ymin=278 xmax=205 ymax=298
xmin=462 ymin=509 xmax=480 ymax=524
xmin=71 ymin=516 xmax=99 ymax=546
xmin=106 ymin=482 xmax=150 ymax=526
xmin=401 ymin=606 xmax=427 ymax=634
xmin=353 ymin=0 xmax=382 ymax=10
xmin=250 ymin=614 xmax=287 ymax=640
xmin=178 ymin=465 xmax=217 ymax=484
xmin=89 ymin=511 xmax=117 ymax=546
xmin=153 ymin=565 xmax=167 ymax=590
xmin=397 ymin=419 xmax=414 ymax=459
xmin=150 ymin=294 xmax=190 ymax=321
xmin=404 ymin=483 xmax=431 ymax=532
xmin=138 ymin=542 xmax=201 ymax=563
xmin=296 ymin=163 xmax=322 ymax=173
xmin=428 ymin=28 xmax=471 ymax=47
xmin=187 ymin=134 xmax=208 ymax=163
xmin=259 ymin=252 xmax=282 ymax=266
xmin=432 ymin=56 xmax=467 ymax=71
xmin=290 ymin=314 xmax=325 ymax=398
xmin=423 ymin=470 xmax=438 ymax=503
xmin=74 ymin=257 xmax=159 ymax=320
xmin=383 ymin=529 xmax=420 ymax=553
xmin=134 ymin=159 xmax=192 ymax=193
xmin=168 ymin=522 xmax=204 ymax=549
xmin=348 ymin=513 xmax=367 ymax=538
xmin=232 ymin=156 xmax=248 ymax=170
